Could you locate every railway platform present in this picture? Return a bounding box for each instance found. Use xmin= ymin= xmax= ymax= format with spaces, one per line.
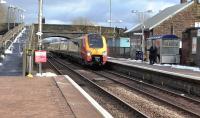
xmin=108 ymin=57 xmax=200 ymax=80
xmin=0 ymin=75 xmax=111 ymax=118
xmin=107 ymin=57 xmax=200 ymax=97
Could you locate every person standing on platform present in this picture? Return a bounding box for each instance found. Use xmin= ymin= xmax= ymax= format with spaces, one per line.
xmin=149 ymin=45 xmax=157 ymax=65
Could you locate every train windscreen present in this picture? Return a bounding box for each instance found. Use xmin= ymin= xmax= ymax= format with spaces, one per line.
xmin=88 ymin=34 xmax=103 ymax=48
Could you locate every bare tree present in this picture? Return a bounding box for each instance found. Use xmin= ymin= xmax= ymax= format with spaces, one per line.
xmin=71 ymin=17 xmax=96 ymax=26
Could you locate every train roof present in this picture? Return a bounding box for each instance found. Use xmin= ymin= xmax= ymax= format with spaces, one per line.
xmin=147 ymin=34 xmax=179 ymax=40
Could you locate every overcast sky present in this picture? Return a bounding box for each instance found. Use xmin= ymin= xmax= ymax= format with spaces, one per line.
xmin=6 ymin=0 xmax=180 ymax=28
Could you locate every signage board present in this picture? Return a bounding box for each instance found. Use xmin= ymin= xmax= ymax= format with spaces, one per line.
xmin=36 ymin=32 xmax=43 ymax=36
xmin=35 ymin=50 xmax=47 ymax=63
xmin=133 ymin=33 xmax=142 ymax=35
xmin=197 ymin=29 xmax=200 ymax=37
xmin=195 ymin=22 xmax=200 ymax=27
xmin=192 ymin=37 xmax=197 ymax=54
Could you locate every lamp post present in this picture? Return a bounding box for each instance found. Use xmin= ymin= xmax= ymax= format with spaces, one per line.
xmin=7 ymin=5 xmax=11 ymax=31
xmin=131 ymin=10 xmax=152 ymax=61
xmin=13 ymin=7 xmax=17 ymax=27
xmin=21 ymin=9 xmax=25 ymax=24
xmin=19 ymin=8 xmax=25 ymax=24
xmin=17 ymin=8 xmax=21 ymax=24
xmin=109 ymin=0 xmax=112 ymax=27
xmin=37 ymin=0 xmax=43 ymax=75
xmin=10 ymin=6 xmax=15 ymax=28
xmin=107 ymin=20 xmax=123 ymax=37
xmin=94 ymin=25 xmax=102 ymax=35
xmin=107 ymin=20 xmax=123 ymax=57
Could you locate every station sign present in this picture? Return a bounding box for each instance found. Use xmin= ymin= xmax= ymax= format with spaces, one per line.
xmin=36 ymin=32 xmax=43 ymax=36
xmin=195 ymin=22 xmax=200 ymax=28
xmin=35 ymin=50 xmax=47 ymax=63
xmin=192 ymin=37 xmax=197 ymax=54
xmin=133 ymin=33 xmax=143 ymax=35
xmin=197 ymin=29 xmax=200 ymax=37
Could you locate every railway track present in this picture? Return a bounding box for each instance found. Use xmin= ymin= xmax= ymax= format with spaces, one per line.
xmin=47 ymin=55 xmax=148 ymax=118
xmin=48 ymin=54 xmax=200 ymax=117
xmin=92 ymin=70 xmax=200 ymax=117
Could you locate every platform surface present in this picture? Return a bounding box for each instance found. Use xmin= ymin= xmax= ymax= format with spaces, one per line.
xmin=0 ymin=76 xmax=104 ymax=118
xmin=108 ymin=57 xmax=200 ymax=80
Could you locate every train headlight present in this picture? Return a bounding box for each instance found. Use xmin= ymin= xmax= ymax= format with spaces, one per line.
xmin=87 ymin=51 xmax=91 ymax=56
xmin=102 ymin=51 xmax=107 ymax=56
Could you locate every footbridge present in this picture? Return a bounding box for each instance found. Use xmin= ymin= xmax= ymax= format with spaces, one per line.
xmin=29 ymin=24 xmax=126 ymax=49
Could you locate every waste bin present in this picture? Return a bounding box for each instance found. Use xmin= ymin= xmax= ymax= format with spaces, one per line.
xmin=135 ymin=51 xmax=143 ymax=60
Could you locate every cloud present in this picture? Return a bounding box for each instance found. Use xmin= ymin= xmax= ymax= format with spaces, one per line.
xmin=6 ymin=0 xmax=179 ymax=28
xmin=46 ymin=19 xmax=69 ymax=24
xmin=44 ymin=1 xmax=90 ymax=17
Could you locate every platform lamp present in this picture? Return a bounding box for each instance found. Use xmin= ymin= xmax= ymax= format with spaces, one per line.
xmin=19 ymin=8 xmax=25 ymax=24
xmin=131 ymin=10 xmax=152 ymax=61
xmin=94 ymin=25 xmax=102 ymax=35
xmin=7 ymin=5 xmax=12 ymax=31
xmin=107 ymin=19 xmax=123 ymax=57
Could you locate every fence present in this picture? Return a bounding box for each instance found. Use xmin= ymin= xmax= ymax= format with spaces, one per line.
xmin=108 ymin=47 xmax=131 ymax=58
xmin=0 ymin=24 xmax=24 ymax=49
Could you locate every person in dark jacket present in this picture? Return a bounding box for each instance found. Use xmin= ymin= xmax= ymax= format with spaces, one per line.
xmin=149 ymin=45 xmax=157 ymax=65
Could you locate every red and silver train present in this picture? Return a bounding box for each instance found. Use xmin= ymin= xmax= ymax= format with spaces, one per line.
xmin=47 ymin=34 xmax=108 ymax=66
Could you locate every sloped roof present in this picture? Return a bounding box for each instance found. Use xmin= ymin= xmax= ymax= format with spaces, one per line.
xmin=125 ymin=1 xmax=194 ymax=33
xmin=147 ymin=34 xmax=179 ymax=40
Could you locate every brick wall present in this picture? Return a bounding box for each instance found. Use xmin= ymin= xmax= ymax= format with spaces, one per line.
xmin=153 ymin=2 xmax=200 ymax=39
xmin=182 ymin=28 xmax=200 ymax=66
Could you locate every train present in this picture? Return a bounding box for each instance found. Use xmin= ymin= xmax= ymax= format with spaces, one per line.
xmin=47 ymin=34 xmax=108 ymax=66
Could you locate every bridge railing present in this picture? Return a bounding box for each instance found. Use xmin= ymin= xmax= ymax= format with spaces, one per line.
xmin=0 ymin=24 xmax=24 ymax=50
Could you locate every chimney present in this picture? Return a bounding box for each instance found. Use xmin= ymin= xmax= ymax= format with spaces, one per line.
xmin=181 ymin=0 xmax=187 ymax=3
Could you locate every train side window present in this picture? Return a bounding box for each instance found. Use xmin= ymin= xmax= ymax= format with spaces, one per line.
xmin=82 ymin=38 xmax=86 ymax=47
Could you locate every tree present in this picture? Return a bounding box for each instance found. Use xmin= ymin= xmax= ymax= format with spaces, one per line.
xmin=71 ymin=17 xmax=96 ymax=26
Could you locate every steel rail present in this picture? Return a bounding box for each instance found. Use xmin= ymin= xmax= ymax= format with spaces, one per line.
xmin=92 ymin=70 xmax=200 ymax=117
xmin=47 ymin=56 xmax=149 ymax=118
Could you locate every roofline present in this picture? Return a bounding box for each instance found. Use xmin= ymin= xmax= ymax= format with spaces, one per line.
xmin=149 ymin=1 xmax=194 ymax=30
xmin=124 ymin=23 xmax=140 ymax=33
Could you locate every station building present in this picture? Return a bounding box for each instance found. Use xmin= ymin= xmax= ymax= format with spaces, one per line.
xmin=182 ymin=27 xmax=200 ymax=66
xmin=126 ymin=0 xmax=200 ymax=66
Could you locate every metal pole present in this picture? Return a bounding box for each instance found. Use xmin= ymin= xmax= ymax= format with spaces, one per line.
xmin=38 ymin=0 xmax=43 ymax=75
xmin=10 ymin=7 xmax=13 ymax=28
xmin=141 ymin=12 xmax=145 ymax=61
xmin=21 ymin=10 xmax=23 ymax=24
xmin=22 ymin=45 xmax=26 ymax=77
xmin=13 ymin=7 xmax=16 ymax=27
xmin=100 ymin=26 xmax=101 ymax=35
xmin=113 ymin=26 xmax=116 ymax=57
xmin=7 ymin=6 xmax=10 ymax=31
xmin=12 ymin=7 xmax=14 ymax=28
xmin=109 ymin=0 xmax=111 ymax=27
xmin=22 ymin=10 xmax=24 ymax=24
xmin=18 ymin=9 xmax=20 ymax=25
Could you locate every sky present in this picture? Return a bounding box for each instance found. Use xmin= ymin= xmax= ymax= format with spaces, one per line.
xmin=6 ymin=0 xmax=180 ymax=28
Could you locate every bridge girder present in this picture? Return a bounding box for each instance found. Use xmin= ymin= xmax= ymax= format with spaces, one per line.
xmin=31 ymin=24 xmax=126 ymax=48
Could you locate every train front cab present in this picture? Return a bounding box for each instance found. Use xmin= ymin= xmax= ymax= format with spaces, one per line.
xmin=82 ymin=34 xmax=107 ymax=65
